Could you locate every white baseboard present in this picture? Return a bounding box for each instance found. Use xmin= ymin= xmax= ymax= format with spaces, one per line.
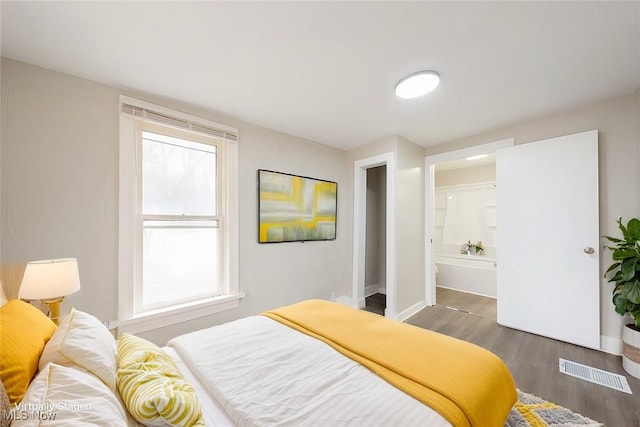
xmin=600 ymin=334 xmax=622 ymax=356
xmin=334 ymin=295 xmax=355 ymax=308
xmin=397 ymin=300 xmax=428 ymax=322
xmin=364 ymin=284 xmax=387 ymax=296
xmin=436 ymin=285 xmax=496 ymax=299
xmin=364 ymin=284 xmax=379 ymax=298
xmin=357 ymin=297 xmax=367 ymax=309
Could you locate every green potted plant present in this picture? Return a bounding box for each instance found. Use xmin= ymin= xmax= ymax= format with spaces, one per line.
xmin=461 ymin=241 xmax=484 ymax=256
xmin=604 ymin=217 xmax=640 ymax=378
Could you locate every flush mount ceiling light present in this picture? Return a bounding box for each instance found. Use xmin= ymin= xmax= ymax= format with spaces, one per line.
xmin=394 ymin=70 xmax=440 ymax=99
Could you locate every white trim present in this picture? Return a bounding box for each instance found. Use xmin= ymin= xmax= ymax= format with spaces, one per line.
xmin=600 ymin=334 xmax=623 ymax=356
xmin=435 ymin=181 xmax=496 ymax=191
xmin=352 ymin=152 xmax=396 ymax=319
xmin=334 ymin=295 xmax=354 ymax=307
xmin=436 ymin=285 xmax=496 ymax=300
xmin=364 ymin=284 xmax=379 ymax=298
xmin=120 ymin=95 xmax=238 ymax=138
xmin=424 ymin=159 xmax=436 ymax=307
xmin=424 ymin=138 xmax=514 ymax=308
xmin=425 ymin=138 xmax=514 ymax=164
xmin=397 ymin=300 xmax=428 ymax=322
xmin=226 ymin=140 xmax=240 ymax=300
xmin=118 ymin=114 xmax=136 ymax=322
xmin=118 ymin=95 xmax=240 ymax=328
xmin=112 ymin=293 xmax=244 ymax=335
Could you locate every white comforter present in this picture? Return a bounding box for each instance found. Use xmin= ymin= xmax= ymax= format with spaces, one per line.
xmin=168 ymin=316 xmax=451 ymax=427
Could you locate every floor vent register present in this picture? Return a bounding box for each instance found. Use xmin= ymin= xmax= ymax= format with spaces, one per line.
xmin=559 ymin=358 xmax=632 ymax=394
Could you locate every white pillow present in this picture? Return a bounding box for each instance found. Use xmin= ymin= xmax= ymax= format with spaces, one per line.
xmin=39 ymin=308 xmax=117 ymax=390
xmin=11 ymin=363 xmax=129 ymax=426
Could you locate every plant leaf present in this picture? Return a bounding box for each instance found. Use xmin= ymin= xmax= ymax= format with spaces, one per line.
xmin=627 ymin=218 xmax=640 ymax=240
xmin=613 ymin=293 xmax=630 ymax=315
xmin=621 ymin=258 xmax=638 ymax=281
xmin=630 ymin=308 xmax=640 ymax=329
xmin=621 ymin=280 xmax=640 ymax=304
xmin=613 ymin=248 xmax=637 ymax=260
xmin=608 ymin=271 xmax=624 ymax=283
xmin=619 ymin=217 xmax=630 ymax=240
xmin=605 ymin=262 xmax=621 ymax=274
xmin=603 ymin=236 xmax=623 ymax=243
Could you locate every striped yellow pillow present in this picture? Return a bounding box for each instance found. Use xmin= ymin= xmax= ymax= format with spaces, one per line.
xmin=116 ymin=333 xmax=204 ymax=427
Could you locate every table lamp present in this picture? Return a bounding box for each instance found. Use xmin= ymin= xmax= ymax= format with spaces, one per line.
xmin=18 ymin=258 xmax=81 ymax=325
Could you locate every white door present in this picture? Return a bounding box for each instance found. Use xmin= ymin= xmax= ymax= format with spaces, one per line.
xmin=497 ymin=130 xmax=600 ymax=349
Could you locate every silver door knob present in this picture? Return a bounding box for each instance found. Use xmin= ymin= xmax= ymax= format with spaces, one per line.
xmin=584 ymin=247 xmax=595 ymax=254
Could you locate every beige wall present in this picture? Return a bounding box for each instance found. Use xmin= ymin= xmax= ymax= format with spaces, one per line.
xmin=435 ymin=163 xmax=496 ymax=187
xmin=395 ymin=136 xmax=425 ymax=314
xmin=1 ymin=58 xmax=349 ymax=344
xmin=425 ymin=90 xmax=640 ymax=348
xmin=345 ymin=135 xmax=396 ymax=301
xmin=346 ymin=135 xmax=425 ymax=317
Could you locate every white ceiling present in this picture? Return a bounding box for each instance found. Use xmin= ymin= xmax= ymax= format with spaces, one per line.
xmin=1 ymin=1 xmax=639 ymax=151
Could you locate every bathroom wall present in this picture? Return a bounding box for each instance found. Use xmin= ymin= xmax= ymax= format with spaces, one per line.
xmin=435 ymin=163 xmax=495 ymax=187
xmin=434 ymin=164 xmax=497 ymax=259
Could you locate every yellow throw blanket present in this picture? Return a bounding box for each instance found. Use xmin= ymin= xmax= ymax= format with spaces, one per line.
xmin=264 ymin=299 xmax=516 ymax=427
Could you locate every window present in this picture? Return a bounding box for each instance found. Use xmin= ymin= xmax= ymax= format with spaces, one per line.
xmin=118 ymin=97 xmax=241 ymax=333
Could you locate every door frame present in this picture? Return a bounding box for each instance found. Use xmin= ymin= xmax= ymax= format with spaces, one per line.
xmin=424 ymin=139 xmax=514 ymax=306
xmin=353 ymin=152 xmax=396 ymax=318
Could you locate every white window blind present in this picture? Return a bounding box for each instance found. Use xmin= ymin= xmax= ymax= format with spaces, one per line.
xmin=121 ymin=103 xmax=238 ymax=142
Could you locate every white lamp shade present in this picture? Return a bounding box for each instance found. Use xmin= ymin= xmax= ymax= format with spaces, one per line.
xmin=19 ymin=258 xmax=81 ymax=300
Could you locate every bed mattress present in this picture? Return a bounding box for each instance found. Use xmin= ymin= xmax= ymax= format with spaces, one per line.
xmin=168 ymin=315 xmax=451 ymax=427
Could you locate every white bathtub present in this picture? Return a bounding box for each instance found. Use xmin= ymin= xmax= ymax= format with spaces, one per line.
xmin=435 ymin=253 xmax=497 ymax=298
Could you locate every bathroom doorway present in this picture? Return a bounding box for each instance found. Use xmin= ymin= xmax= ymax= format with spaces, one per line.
xmin=424 ymin=139 xmax=514 ymax=319
xmin=432 ymin=155 xmax=496 ymax=318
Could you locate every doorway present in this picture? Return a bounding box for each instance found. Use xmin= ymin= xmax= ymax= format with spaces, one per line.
xmin=424 ymin=139 xmax=514 ymax=312
xmin=353 ymin=152 xmax=396 ymax=318
xmin=425 ymin=131 xmax=600 ymax=350
xmin=363 ymin=166 xmax=387 ymax=315
xmin=432 ymin=155 xmax=497 ymax=319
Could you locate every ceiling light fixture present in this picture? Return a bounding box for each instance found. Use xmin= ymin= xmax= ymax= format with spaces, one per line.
xmin=465 ymin=154 xmax=489 ymax=161
xmin=394 ymin=70 xmax=440 ymax=99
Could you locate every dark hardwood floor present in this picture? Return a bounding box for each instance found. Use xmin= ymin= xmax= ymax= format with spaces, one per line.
xmin=363 ymin=293 xmax=386 ymax=316
xmin=407 ymin=289 xmax=640 ymax=427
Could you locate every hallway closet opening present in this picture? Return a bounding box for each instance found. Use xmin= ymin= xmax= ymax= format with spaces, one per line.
xmin=364 ymin=165 xmax=387 ymax=316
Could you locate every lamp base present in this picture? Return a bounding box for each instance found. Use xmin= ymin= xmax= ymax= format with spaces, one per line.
xmin=42 ymin=297 xmax=64 ymax=325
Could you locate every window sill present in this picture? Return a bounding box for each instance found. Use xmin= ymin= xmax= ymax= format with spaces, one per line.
xmin=112 ymin=293 xmax=244 ymax=335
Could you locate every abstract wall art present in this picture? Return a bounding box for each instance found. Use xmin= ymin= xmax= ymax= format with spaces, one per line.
xmin=258 ymin=169 xmax=337 ymax=243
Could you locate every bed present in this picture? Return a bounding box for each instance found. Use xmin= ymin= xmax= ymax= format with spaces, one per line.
xmin=0 ymin=298 xmax=516 ymax=427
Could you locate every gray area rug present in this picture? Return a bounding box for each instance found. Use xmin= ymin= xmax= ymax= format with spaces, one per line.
xmin=505 ymin=390 xmax=603 ymax=427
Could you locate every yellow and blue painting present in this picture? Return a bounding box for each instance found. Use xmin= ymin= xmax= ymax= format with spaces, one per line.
xmin=258 ymin=169 xmax=337 ymax=243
